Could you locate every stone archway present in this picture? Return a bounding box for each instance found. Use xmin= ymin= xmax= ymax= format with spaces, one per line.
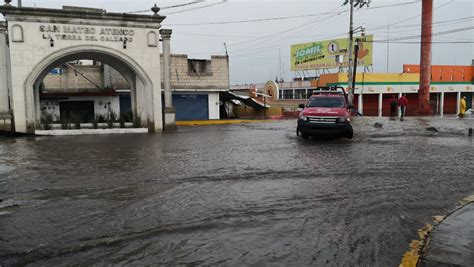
xmin=25 ymin=45 xmax=156 ymax=131
xmin=0 ymin=4 xmax=173 ymax=134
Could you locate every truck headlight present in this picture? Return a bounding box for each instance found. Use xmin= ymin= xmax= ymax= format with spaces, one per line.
xmin=299 ymin=115 xmax=308 ymax=121
xmin=337 ymin=117 xmax=351 ymax=123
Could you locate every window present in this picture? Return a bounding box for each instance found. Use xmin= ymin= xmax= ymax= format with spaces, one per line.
xmin=188 ymin=59 xmax=212 ymax=75
xmin=283 ymin=90 xmax=293 ymax=99
xmin=295 ymin=89 xmax=306 ymax=99
xmin=307 ymin=97 xmax=346 ymax=108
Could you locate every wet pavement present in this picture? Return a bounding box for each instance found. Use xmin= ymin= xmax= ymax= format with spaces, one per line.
xmin=420 ymin=202 xmax=474 ymax=267
xmin=0 ymin=117 xmax=473 ymax=266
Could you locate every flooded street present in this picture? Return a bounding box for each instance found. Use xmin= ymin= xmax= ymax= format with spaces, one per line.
xmin=1 ymin=117 xmax=473 ymax=266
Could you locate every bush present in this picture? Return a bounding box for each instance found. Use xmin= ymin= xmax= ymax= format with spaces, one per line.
xmin=119 ymin=113 xmax=126 ymax=128
xmin=40 ymin=113 xmax=54 ymax=130
xmin=133 ymin=114 xmax=142 ymax=128
xmin=61 ymin=117 xmax=71 ymax=130
xmin=71 ymin=113 xmax=82 ymax=129
xmin=97 ymin=114 xmax=106 ymax=123
xmin=107 ymin=111 xmax=117 ymax=128
xmin=92 ymin=115 xmax=99 ymax=129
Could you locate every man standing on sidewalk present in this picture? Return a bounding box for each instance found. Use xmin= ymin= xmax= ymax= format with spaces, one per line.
xmin=398 ymin=94 xmax=408 ymax=118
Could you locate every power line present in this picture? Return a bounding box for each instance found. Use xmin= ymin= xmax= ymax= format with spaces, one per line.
xmin=166 ymin=0 xmax=228 ymax=15
xmin=369 ymin=41 xmax=474 ymax=44
xmin=228 ymin=0 xmax=458 ymax=57
xmin=368 ymin=26 xmax=474 ymax=42
xmin=165 ymin=1 xmax=419 ymax=26
xmin=226 ymin=5 xmax=346 ymax=48
xmin=126 ymin=1 xmax=205 ymax=14
xmin=365 ymin=16 xmax=474 ymax=29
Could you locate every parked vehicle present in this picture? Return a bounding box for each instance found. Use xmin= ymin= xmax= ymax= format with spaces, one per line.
xmin=296 ymin=87 xmax=353 ymax=139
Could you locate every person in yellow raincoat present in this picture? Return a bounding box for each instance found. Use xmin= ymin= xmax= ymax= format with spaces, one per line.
xmin=459 ymin=96 xmax=467 ymax=118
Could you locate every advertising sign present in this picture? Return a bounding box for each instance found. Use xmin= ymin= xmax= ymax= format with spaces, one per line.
xmin=290 ymin=35 xmax=373 ymax=71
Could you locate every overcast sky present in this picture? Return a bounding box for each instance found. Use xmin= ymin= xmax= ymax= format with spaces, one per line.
xmin=3 ymin=0 xmax=474 ymax=84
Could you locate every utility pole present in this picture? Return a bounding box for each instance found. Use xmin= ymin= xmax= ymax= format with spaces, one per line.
xmin=386 ymin=24 xmax=390 ymax=72
xmin=346 ymin=0 xmax=355 ymax=106
xmin=343 ymin=0 xmax=370 ymax=106
xmin=417 ymin=0 xmax=433 ymax=114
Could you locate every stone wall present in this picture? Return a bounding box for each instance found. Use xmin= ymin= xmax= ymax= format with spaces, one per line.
xmin=103 ymin=64 xmax=130 ymax=89
xmin=162 ymin=54 xmax=229 ymax=90
xmin=43 ymin=64 xmax=104 ymax=92
xmin=42 ymin=54 xmax=229 ymax=92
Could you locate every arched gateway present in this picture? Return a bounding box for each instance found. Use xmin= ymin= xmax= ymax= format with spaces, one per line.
xmin=0 ymin=3 xmax=176 ymax=133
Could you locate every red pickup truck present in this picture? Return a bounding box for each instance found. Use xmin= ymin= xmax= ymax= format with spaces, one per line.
xmin=296 ymin=87 xmax=354 ymax=139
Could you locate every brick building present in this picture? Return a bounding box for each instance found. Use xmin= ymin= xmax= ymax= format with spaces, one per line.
xmin=40 ymin=54 xmax=229 ymax=122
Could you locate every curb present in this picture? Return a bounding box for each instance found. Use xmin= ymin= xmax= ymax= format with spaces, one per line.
xmin=176 ymin=119 xmax=275 ymax=126
xmin=399 ymin=195 xmax=474 ymax=267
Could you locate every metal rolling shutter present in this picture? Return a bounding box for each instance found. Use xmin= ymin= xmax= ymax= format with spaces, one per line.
xmin=173 ymin=94 xmax=209 ymax=121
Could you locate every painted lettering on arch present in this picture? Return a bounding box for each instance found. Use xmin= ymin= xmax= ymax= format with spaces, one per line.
xmin=38 ymin=24 xmax=135 ymax=44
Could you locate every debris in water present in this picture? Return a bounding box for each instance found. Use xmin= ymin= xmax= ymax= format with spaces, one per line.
xmin=426 ymin=127 xmax=439 ymax=133
xmin=469 ymin=128 xmax=472 ymax=136
xmin=373 ymin=123 xmax=383 ymax=128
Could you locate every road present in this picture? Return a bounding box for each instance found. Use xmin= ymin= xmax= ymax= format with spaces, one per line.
xmin=0 ymin=117 xmax=473 ymax=266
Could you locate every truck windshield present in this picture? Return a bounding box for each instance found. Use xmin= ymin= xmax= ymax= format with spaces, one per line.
xmin=307 ymin=97 xmax=346 ymax=108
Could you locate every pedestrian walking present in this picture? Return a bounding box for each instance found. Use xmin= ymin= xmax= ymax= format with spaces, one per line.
xmin=459 ymin=96 xmax=467 ymax=118
xmin=398 ymin=94 xmax=408 ymax=118
xmin=390 ymin=95 xmax=398 ymax=118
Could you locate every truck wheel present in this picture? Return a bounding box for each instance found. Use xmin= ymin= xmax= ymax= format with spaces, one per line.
xmin=297 ymin=129 xmax=309 ymax=139
xmin=346 ymin=126 xmax=354 ymax=139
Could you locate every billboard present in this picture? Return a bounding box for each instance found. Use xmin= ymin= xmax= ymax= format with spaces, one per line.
xmin=290 ymin=35 xmax=373 ymax=71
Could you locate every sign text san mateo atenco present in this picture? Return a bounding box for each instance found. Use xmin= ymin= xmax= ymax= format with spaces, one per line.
xmin=39 ymin=24 xmax=134 ymax=43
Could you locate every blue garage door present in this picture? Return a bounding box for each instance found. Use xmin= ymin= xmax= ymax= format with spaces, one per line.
xmin=173 ymin=94 xmax=209 ymax=120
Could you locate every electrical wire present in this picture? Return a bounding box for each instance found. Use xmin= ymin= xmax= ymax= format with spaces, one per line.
xmin=126 ymin=1 xmax=205 ymax=14
xmin=165 ymin=1 xmax=420 ymax=26
xmin=165 ymin=0 xmax=228 ymax=15
xmin=367 ymin=26 xmax=474 ymax=43
xmin=228 ymin=0 xmax=460 ymax=58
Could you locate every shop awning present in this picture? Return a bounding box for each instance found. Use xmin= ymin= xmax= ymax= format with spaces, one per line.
xmin=223 ymin=91 xmax=269 ymax=110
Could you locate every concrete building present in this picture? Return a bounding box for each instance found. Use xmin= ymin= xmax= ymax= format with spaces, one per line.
xmin=231 ymin=63 xmax=474 ymax=118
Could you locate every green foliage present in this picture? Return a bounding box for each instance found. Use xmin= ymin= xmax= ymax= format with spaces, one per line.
xmin=70 ymin=113 xmax=82 ymax=129
xmin=40 ymin=112 xmax=54 ymax=130
xmin=92 ymin=115 xmax=99 ymax=129
xmin=133 ymin=113 xmax=142 ymax=128
xmin=107 ymin=111 xmax=117 ymax=128
xmin=97 ymin=114 xmax=106 ymax=123
xmin=119 ymin=113 xmax=127 ymax=128
xmin=61 ymin=117 xmax=71 ymax=130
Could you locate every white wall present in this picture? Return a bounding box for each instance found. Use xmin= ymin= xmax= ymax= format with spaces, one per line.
xmin=208 ymin=92 xmax=220 ymax=120
xmin=40 ymin=96 xmax=120 ymax=121
xmin=0 ymin=29 xmax=9 ymax=114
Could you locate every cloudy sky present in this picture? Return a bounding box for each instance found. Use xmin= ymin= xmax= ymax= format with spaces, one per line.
xmin=3 ymin=0 xmax=474 ymax=84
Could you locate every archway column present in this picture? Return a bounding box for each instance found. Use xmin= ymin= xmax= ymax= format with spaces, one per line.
xmin=160 ymin=29 xmax=177 ymax=131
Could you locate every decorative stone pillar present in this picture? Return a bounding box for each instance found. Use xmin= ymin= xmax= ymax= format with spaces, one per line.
xmin=0 ymin=25 xmax=10 ymax=116
xmin=160 ymin=29 xmax=176 ymax=131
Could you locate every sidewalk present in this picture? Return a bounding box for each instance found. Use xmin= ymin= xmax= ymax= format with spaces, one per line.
xmin=176 ymin=119 xmax=274 ymax=126
xmin=419 ymin=197 xmax=474 ymax=266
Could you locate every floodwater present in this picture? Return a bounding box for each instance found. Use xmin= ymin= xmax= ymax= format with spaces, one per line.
xmin=0 ymin=117 xmax=473 ymax=266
